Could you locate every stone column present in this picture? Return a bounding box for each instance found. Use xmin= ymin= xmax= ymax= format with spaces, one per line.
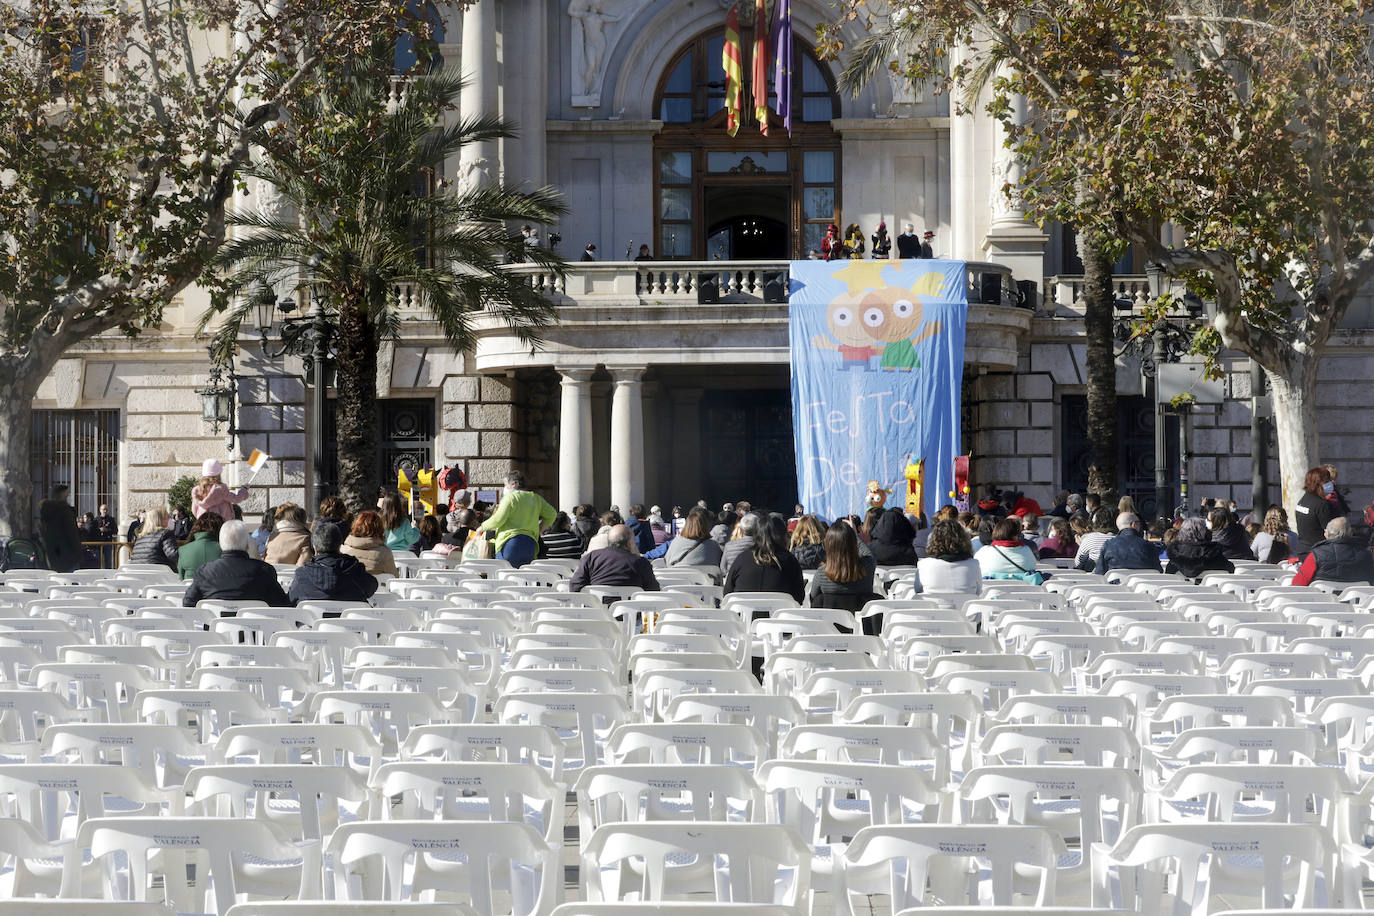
xmin=608 ymin=365 xmax=647 ymax=512
xmin=458 ymin=0 xmax=499 ymax=191
xmin=557 ymin=368 xmax=594 ymax=511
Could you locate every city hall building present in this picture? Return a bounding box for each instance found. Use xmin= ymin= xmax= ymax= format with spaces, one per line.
xmin=28 ymin=0 xmax=1374 ymax=525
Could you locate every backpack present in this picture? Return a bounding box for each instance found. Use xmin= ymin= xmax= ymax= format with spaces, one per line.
xmin=0 ymin=536 xmax=46 ymax=571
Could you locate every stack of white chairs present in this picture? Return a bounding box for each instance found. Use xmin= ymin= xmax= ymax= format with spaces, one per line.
xmin=5 ymin=557 xmax=1374 ymax=915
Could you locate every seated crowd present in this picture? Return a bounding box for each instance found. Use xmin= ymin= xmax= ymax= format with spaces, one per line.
xmin=100 ymin=461 xmax=1371 ymax=608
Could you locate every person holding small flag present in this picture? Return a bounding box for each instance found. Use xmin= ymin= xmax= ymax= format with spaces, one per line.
xmin=191 ymin=458 xmax=248 ymax=521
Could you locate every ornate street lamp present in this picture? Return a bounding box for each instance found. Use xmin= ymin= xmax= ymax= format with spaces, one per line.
xmin=257 ymin=269 xmax=338 ymax=509
xmin=197 ymin=348 xmax=237 ymax=441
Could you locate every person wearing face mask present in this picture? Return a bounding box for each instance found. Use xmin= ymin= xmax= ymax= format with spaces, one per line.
xmin=1295 ymin=466 xmax=1340 ymax=556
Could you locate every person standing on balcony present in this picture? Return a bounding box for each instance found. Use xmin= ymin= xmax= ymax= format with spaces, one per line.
xmin=871 ymin=221 xmax=891 ymax=259
xmin=896 ymin=223 xmax=920 ymax=259
xmin=581 ymin=242 xmax=598 ymax=261
xmin=634 ymin=244 xmax=653 ymax=261
xmin=821 ymin=224 xmax=842 ymax=260
xmin=843 ymin=223 xmax=866 ymax=258
xmin=919 ymin=230 xmax=936 ymax=258
xmin=479 ymin=470 xmax=557 ymax=569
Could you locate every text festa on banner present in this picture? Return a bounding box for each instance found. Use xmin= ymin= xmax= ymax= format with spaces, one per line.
xmin=788 ymin=259 xmax=968 ymax=522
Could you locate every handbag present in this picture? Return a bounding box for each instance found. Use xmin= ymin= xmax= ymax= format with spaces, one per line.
xmin=463 ymin=531 xmax=495 ymax=560
xmin=992 ymin=545 xmax=1045 ymax=585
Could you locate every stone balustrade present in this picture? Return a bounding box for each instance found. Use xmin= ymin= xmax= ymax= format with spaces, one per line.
xmin=1043 ymin=274 xmax=1152 ymax=314
xmin=467 ymin=259 xmax=1032 ymax=373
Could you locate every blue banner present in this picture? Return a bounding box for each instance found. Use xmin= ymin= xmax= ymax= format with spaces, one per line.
xmin=789 ymin=259 xmax=968 ymax=522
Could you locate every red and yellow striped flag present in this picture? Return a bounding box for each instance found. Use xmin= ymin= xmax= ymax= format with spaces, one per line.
xmin=752 ymin=0 xmax=769 ymax=134
xmin=723 ymin=2 xmax=743 ymax=136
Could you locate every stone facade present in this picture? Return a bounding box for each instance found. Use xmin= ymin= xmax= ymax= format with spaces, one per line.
xmin=23 ymin=0 xmax=1374 ymax=530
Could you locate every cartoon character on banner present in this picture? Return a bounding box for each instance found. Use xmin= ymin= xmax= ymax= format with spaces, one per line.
xmin=904 ymin=456 xmax=925 ymax=517
xmin=812 ymin=297 xmax=884 ymax=371
xmin=811 ymin=271 xmax=947 ymax=372
xmin=864 ymin=274 xmax=946 ymax=371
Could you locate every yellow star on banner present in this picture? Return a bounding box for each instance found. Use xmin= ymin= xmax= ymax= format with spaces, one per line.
xmin=832 ymin=260 xmax=891 ymax=295
xmin=910 ymin=271 xmax=946 ymax=297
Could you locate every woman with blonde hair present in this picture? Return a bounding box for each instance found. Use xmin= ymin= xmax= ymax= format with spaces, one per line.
xmin=191 ymin=459 xmax=248 ymax=521
xmin=130 ymin=506 xmax=180 ymax=570
xmin=1250 ymin=506 xmax=1297 ymax=565
xmin=789 ymin=515 xmax=827 ymax=570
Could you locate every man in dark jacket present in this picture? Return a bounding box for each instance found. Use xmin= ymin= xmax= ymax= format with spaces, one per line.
xmin=1209 ymin=507 xmax=1256 ymax=560
xmin=38 ymin=485 xmax=83 ymax=573
xmin=1094 ymin=513 xmax=1163 ymax=575
xmin=1291 ymin=518 xmax=1374 ymax=587
xmin=289 ymin=524 xmax=378 ymax=603
xmin=569 ymin=525 xmax=660 ymax=592
xmin=184 ymin=520 xmax=291 ymax=606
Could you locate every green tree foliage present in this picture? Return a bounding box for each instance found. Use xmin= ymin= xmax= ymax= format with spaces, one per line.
xmin=0 ymin=0 xmax=436 ymax=536
xmin=202 ymin=66 xmax=565 ymax=511
xmin=822 ymin=0 xmax=1374 ymax=509
xmin=167 ymin=475 xmax=197 ymax=515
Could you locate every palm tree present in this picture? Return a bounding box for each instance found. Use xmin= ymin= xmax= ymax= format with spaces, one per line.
xmin=203 ymin=67 xmax=565 ymax=511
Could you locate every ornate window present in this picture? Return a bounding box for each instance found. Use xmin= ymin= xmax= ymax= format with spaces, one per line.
xmin=652 ymin=28 xmax=842 ymax=260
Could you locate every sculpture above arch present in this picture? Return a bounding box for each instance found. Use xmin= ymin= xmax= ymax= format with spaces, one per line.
xmin=569 ymin=0 xmax=650 ymax=108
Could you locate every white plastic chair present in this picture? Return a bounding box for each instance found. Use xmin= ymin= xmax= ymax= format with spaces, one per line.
xmin=605 ymin=722 xmax=765 ymax=768
xmin=1091 ymin=822 xmax=1335 ymax=912
xmin=580 ymin=822 xmax=810 ymax=906
xmin=399 ymin=724 xmax=565 ymax=783
xmin=495 ymin=692 xmax=630 ymax=773
xmin=370 ymin=760 xmax=562 ymax=845
xmin=836 ymin=823 xmax=1067 ymax=913
xmin=214 ymin=723 xmax=383 ymax=780
xmin=760 ymin=759 xmax=942 ymax=891
xmin=66 ymin=816 xmax=318 ymax=914
xmin=666 ymin=693 xmax=805 ymax=761
xmin=326 ymin=819 xmax=557 ymax=913
xmin=43 ymin=722 xmax=206 ymax=788
xmin=186 ymin=762 xmax=368 ymax=844
xmin=959 ymin=764 xmax=1141 ymax=901
xmin=978 ymin=723 xmax=1139 ymax=769
xmin=575 ymin=763 xmax=762 ymax=837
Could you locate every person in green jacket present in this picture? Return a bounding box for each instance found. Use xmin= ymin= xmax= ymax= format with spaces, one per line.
xmin=178 ymin=511 xmax=224 ymax=580
xmin=478 ymin=470 xmax=556 ymax=568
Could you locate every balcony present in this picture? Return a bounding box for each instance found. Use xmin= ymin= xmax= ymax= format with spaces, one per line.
xmin=474 ymin=260 xmax=1033 ymax=372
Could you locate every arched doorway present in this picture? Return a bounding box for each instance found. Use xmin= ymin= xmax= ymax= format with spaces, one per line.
xmin=653 ymin=28 xmax=841 ymax=260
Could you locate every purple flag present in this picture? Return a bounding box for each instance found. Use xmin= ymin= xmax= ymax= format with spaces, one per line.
xmin=770 ymin=0 xmax=792 ymax=134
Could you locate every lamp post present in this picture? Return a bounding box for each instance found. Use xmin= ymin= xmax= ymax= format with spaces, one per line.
xmin=197 ymin=348 xmax=237 ymax=450
xmin=256 ymin=280 xmax=337 ymax=511
xmin=1115 ymin=263 xmax=1192 ymax=521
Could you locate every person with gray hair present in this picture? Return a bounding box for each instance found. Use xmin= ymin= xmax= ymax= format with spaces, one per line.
xmin=182 ymin=519 xmax=292 ymax=607
xmin=569 ymin=523 xmax=660 ymax=593
xmin=1164 ymin=515 xmax=1234 ymax=579
xmin=288 ymin=522 xmax=379 ymax=604
xmin=720 ymin=512 xmax=760 ymax=577
xmin=1093 ymin=511 xmax=1162 ymax=576
xmin=1292 ymin=516 xmax=1374 ymax=587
